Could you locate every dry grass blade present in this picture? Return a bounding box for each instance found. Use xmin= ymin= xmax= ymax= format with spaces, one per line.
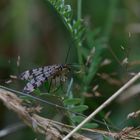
xmin=0 ymin=87 xmax=92 ymax=140
xmin=114 ymin=127 xmax=140 ymax=140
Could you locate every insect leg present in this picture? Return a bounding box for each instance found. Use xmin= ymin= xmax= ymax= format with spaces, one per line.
xmin=59 ymin=75 xmax=66 ymax=93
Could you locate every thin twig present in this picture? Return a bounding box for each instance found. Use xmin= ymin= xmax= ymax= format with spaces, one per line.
xmin=63 ymin=72 xmax=140 ymax=140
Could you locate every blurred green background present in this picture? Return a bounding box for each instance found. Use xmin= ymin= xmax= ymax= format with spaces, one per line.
xmin=0 ymin=0 xmax=140 ymax=139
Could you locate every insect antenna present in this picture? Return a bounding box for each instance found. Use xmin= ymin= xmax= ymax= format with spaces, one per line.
xmin=64 ymin=37 xmax=86 ymax=74
xmin=64 ymin=39 xmax=75 ymax=64
xmin=65 ymin=44 xmax=71 ymax=64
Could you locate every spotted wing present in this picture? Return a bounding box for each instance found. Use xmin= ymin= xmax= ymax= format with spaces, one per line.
xmin=23 ymin=73 xmax=49 ymax=93
xmin=22 ymin=65 xmax=61 ymax=93
xmin=19 ymin=65 xmax=60 ymax=80
xmin=19 ymin=67 xmax=47 ymax=80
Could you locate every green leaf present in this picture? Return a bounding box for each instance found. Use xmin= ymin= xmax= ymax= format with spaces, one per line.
xmin=70 ymin=105 xmax=88 ymax=112
xmin=63 ymin=98 xmax=81 ymax=105
xmin=20 ymin=95 xmax=30 ymax=100
xmin=20 ymin=96 xmax=33 ymax=103
xmin=83 ymin=123 xmax=98 ymax=129
xmin=34 ymin=88 xmax=41 ymax=95
xmin=72 ymin=116 xmax=98 ymax=128
xmin=72 ymin=115 xmax=85 ymax=123
xmin=103 ymin=135 xmax=111 ymax=140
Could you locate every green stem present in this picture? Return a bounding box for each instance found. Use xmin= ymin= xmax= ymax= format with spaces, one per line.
xmin=77 ymin=0 xmax=82 ymax=20
xmin=77 ymin=0 xmax=83 ymax=64
xmin=102 ymin=0 xmax=118 ymax=41
xmin=77 ymin=43 xmax=83 ymax=64
xmin=83 ymin=0 xmax=118 ymax=93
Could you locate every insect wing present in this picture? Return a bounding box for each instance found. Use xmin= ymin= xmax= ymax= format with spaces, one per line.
xmin=19 ymin=66 xmax=56 ymax=80
xmin=23 ymin=73 xmax=50 ymax=93
xmin=22 ymin=65 xmax=61 ymax=93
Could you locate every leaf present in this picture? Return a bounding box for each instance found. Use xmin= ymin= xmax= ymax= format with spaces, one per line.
xmin=72 ymin=115 xmax=85 ymax=123
xmin=70 ymin=105 xmax=88 ymax=112
xmin=20 ymin=96 xmax=33 ymax=103
xmin=34 ymin=89 xmax=41 ymax=95
xmin=63 ymin=98 xmax=81 ymax=105
xmin=72 ymin=116 xmax=98 ymax=128
xmin=103 ymin=135 xmax=111 ymax=140
xmin=83 ymin=123 xmax=98 ymax=129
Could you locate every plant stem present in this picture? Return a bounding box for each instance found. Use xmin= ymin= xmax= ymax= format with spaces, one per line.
xmin=77 ymin=0 xmax=82 ymax=20
xmin=77 ymin=0 xmax=83 ymax=64
xmin=81 ymin=0 xmax=118 ymax=110
xmin=84 ymin=0 xmax=118 ymax=93
xmin=102 ymin=0 xmax=118 ymax=40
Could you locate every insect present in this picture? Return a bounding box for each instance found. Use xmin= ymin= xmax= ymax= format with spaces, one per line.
xmin=19 ymin=31 xmax=74 ymax=94
xmin=19 ymin=64 xmax=71 ymax=93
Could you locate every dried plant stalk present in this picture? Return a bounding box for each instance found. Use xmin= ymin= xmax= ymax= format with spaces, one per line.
xmin=0 ymin=88 xmax=91 ymax=140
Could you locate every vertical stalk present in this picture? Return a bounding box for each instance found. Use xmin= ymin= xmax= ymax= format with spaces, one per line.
xmin=77 ymin=0 xmax=82 ymax=20
xmin=102 ymin=0 xmax=118 ymax=40
xmin=83 ymin=0 xmax=118 ymax=98
xmin=77 ymin=0 xmax=83 ymax=64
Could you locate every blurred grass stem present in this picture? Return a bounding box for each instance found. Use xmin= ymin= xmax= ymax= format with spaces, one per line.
xmin=77 ymin=0 xmax=83 ymax=64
